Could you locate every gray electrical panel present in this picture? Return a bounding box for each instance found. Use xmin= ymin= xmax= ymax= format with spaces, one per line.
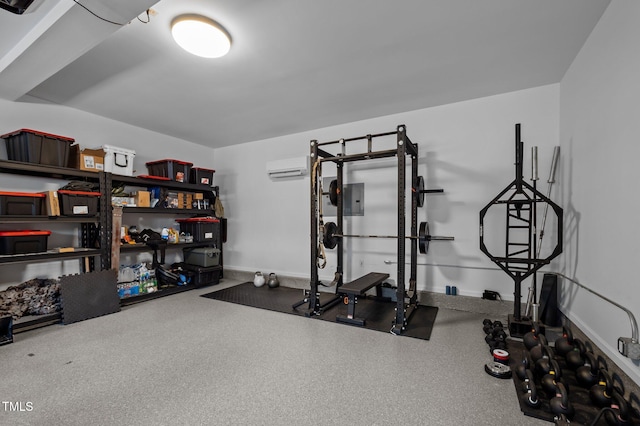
xmin=322 ymin=178 xmax=364 ymax=217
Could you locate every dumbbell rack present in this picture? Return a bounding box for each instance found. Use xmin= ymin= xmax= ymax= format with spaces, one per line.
xmin=304 ymin=124 xmax=420 ymax=335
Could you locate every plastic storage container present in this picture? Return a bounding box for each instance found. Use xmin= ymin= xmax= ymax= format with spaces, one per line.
xmin=0 ymin=230 xmax=50 ymax=255
xmin=146 ymin=159 xmax=193 ymax=182
xmin=0 ymin=191 xmax=45 ymax=215
xmin=102 ymin=145 xmax=136 ymax=176
xmin=1 ymin=129 xmax=75 ymax=167
xmin=190 ymin=167 xmax=215 ymax=186
xmin=175 ymin=217 xmax=219 ymax=242
xmin=57 ymin=190 xmax=101 ymax=216
xmin=184 ymin=247 xmax=220 ymax=267
xmin=179 ymin=263 xmax=221 ymax=287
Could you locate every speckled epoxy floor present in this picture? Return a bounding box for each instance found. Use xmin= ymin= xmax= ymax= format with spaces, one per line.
xmin=0 ymin=279 xmax=547 ymax=426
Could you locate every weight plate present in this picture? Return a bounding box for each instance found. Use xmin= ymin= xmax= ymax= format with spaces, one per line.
xmin=329 ymin=179 xmax=338 ymax=206
xmin=414 ymin=175 xmax=425 ymax=208
xmin=323 ymin=222 xmax=338 ymax=249
xmin=484 ymin=361 xmax=511 ymax=379
xmin=492 ymin=349 xmax=509 ymax=359
xmin=418 ymin=221 xmax=429 ymax=254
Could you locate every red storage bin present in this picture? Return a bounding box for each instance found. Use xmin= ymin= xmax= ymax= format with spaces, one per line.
xmin=0 ymin=230 xmax=50 ymax=255
xmin=190 ymin=167 xmax=215 ymax=186
xmin=146 ymin=159 xmax=193 ymax=183
xmin=1 ymin=129 xmax=75 ymax=167
xmin=57 ymin=190 xmax=101 ymax=216
xmin=0 ymin=191 xmax=45 ymax=216
xmin=175 ymin=217 xmax=219 ymax=242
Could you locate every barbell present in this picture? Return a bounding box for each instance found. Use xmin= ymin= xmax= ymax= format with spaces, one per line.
xmin=327 ymin=176 xmax=442 ymax=208
xmin=322 ymin=221 xmax=453 ymax=254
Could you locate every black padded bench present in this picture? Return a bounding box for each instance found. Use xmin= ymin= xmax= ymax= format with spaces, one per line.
xmin=336 ymin=272 xmax=389 ymax=326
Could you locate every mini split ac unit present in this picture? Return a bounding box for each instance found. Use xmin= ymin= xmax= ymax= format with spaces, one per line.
xmin=266 ymin=156 xmax=309 ymax=179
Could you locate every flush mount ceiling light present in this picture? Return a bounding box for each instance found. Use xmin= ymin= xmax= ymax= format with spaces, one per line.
xmin=171 ymin=14 xmax=231 ymax=58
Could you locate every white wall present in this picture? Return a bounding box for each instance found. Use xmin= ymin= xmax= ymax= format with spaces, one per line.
xmin=559 ymin=0 xmax=640 ymax=384
xmin=0 ymin=98 xmax=215 ymax=288
xmin=215 ymin=84 xmax=561 ymax=299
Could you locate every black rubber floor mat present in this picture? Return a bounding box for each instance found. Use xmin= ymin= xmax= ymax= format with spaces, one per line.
xmin=508 ymin=340 xmax=639 ymax=425
xmin=201 ymin=282 xmax=309 ymax=317
xmin=201 ymin=282 xmax=438 ymax=340
xmin=60 ymin=270 xmax=120 ymax=325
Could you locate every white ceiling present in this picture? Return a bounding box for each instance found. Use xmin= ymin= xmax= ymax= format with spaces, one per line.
xmin=0 ymin=0 xmax=610 ymax=149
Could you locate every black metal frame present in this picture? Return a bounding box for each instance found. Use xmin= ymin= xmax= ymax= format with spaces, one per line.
xmin=0 ymin=160 xmax=107 ymax=271
xmin=304 ymin=124 xmax=419 ymax=335
xmin=479 ymin=124 xmax=563 ymax=337
xmin=0 ymin=160 xmax=224 ymax=330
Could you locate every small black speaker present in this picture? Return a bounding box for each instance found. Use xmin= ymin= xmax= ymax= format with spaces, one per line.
xmin=0 ymin=0 xmax=36 ymax=15
xmin=0 ymin=315 xmax=13 ymax=346
xmin=539 ymin=273 xmax=561 ymax=326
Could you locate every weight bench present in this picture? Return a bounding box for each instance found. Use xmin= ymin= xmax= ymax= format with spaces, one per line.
xmin=336 ymin=272 xmax=389 ymax=326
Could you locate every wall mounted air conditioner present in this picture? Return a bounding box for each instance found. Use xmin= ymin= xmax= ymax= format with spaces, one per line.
xmin=266 ymin=156 xmax=309 ymax=179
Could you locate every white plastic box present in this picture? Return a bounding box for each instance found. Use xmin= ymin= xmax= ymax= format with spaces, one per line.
xmin=102 ymin=144 xmax=136 ymax=176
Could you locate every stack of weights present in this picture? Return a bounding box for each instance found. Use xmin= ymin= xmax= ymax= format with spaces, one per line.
xmin=513 ymin=325 xmax=636 ymax=423
xmin=483 ymin=319 xmax=507 ymax=354
xmin=483 ymin=319 xmax=511 ymax=379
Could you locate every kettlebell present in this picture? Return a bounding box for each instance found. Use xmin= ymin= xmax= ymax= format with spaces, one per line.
xmin=267 ymin=273 xmax=280 ymax=288
xmin=554 ymin=326 xmax=575 ymax=357
xmin=576 ymin=352 xmax=599 ymax=388
xmin=529 ymin=334 xmax=548 ymax=363
xmin=566 ymin=338 xmax=586 ymax=370
xmin=605 ymin=391 xmax=631 ymax=426
xmin=524 ymin=323 xmax=542 ymax=351
xmin=590 ymin=368 xmax=613 ymax=407
xmin=522 ymin=369 xmax=541 ymax=408
xmin=535 ymin=345 xmax=553 ymax=378
xmin=515 ymin=352 xmax=531 ymax=381
xmin=253 ymin=271 xmax=266 ymax=288
xmin=541 ymin=359 xmax=563 ymax=398
xmin=550 ymin=382 xmax=575 ymax=419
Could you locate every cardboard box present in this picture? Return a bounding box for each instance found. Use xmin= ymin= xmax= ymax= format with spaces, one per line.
xmin=69 ymin=145 xmax=105 ymax=172
xmin=134 ymin=191 xmax=150 ymax=208
xmin=177 ymin=192 xmax=194 ymax=209
xmin=41 ymin=190 xmax=60 ymax=216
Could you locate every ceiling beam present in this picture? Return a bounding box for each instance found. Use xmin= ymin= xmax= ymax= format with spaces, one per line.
xmin=0 ymin=0 xmax=156 ymax=101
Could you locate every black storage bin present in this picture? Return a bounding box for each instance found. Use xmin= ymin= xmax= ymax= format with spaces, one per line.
xmin=1 ymin=129 xmax=75 ymax=167
xmin=175 ymin=217 xmax=219 ymax=242
xmin=57 ymin=190 xmax=100 ymax=216
xmin=179 ymin=263 xmax=221 ymax=287
xmin=0 ymin=191 xmax=45 ymax=215
xmin=190 ymin=167 xmax=215 ymax=186
xmin=0 ymin=230 xmax=50 ymax=255
xmin=146 ymin=159 xmax=193 ymax=183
